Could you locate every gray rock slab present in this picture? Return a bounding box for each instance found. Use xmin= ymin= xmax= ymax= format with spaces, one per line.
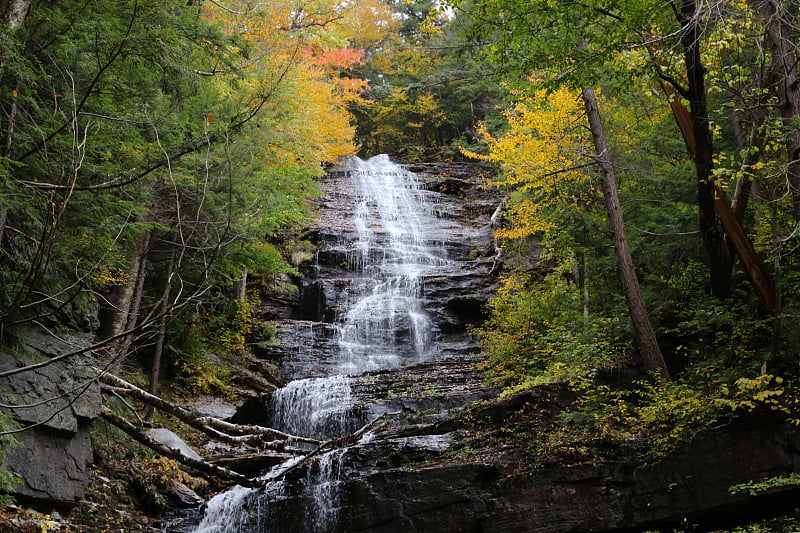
xmin=145 ymin=428 xmax=203 ymax=462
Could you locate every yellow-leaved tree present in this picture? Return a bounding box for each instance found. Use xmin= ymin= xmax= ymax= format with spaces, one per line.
xmin=462 ymin=86 xmax=597 ymax=245
xmin=465 ymin=83 xmax=670 ymax=380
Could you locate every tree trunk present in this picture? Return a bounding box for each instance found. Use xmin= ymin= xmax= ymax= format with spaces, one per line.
xmin=679 ymin=0 xmax=733 ymax=298
xmin=658 ymin=44 xmax=777 ymax=314
xmin=145 ymin=253 xmax=174 ymax=419
xmin=95 ymin=232 xmax=150 ymax=353
xmin=769 ymin=198 xmax=783 ymax=362
xmin=115 ymin=237 xmax=150 ymax=364
xmin=0 ymin=0 xmax=31 ymax=29
xmin=758 ymin=0 xmax=800 ymax=221
xmin=0 ymin=1 xmax=26 ymax=251
xmin=581 ymin=86 xmax=670 ymax=381
xmin=728 ymin=104 xmax=763 ymax=223
xmin=100 ymin=410 xmax=256 ymax=487
xmin=233 ymin=266 xmax=248 ymax=303
xmin=97 ymin=370 xmax=319 ymax=446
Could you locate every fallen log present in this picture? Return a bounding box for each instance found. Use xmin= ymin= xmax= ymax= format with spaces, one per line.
xmin=98 ymin=369 xmax=397 ymax=490
xmin=96 ymin=369 xmax=319 ymax=447
xmin=257 ymin=411 xmax=399 ymax=487
xmin=101 ymin=409 xmax=256 ymax=488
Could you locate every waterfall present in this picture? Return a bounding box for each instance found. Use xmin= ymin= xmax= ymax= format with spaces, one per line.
xmin=270 ymin=376 xmax=354 ymax=440
xmin=336 ymin=154 xmax=448 ymax=374
xmin=191 ymin=155 xmax=447 ymax=532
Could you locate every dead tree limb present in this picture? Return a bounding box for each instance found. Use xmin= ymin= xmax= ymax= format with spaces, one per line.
xmin=257 ymin=411 xmax=399 ymax=487
xmin=101 ymin=409 xmax=256 ymax=488
xmin=96 ymin=370 xmax=320 ymax=447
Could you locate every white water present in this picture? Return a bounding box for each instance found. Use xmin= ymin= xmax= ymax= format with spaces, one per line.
xmin=270 ymin=376 xmax=354 ymax=439
xmin=336 ymin=154 xmax=448 ymax=374
xmin=192 ymin=155 xmax=446 ymax=532
xmin=193 ymin=458 xmax=298 ymax=533
xmin=307 ymin=449 xmax=347 ymax=530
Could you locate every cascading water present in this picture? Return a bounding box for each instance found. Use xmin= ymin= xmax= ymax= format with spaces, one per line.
xmin=270 ymin=376 xmax=354 ymax=439
xmin=335 ymin=154 xmax=448 ymax=373
xmin=190 ymin=155 xmax=448 ymax=532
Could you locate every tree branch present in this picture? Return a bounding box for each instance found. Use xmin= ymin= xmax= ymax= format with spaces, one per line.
xmin=96 ymin=370 xmax=319 ymax=447
xmin=101 ymin=409 xmax=256 ymax=487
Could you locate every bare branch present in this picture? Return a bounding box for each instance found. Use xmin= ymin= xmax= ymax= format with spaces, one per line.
xmin=95 ymin=370 xmax=320 ymax=446
xmin=101 ymin=409 xmax=256 ymax=487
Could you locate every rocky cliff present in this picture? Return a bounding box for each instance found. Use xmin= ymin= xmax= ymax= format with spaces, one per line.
xmin=258 ymin=386 xmax=800 ymax=533
xmin=251 ymin=159 xmax=502 ymax=416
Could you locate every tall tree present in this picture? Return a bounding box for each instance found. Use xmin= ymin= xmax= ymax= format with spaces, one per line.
xmin=754 ymin=0 xmax=800 ymax=221
xmin=581 ymin=86 xmax=670 ymax=379
xmin=451 ymin=0 xmax=671 ymax=375
xmin=0 ymin=0 xmax=372 ymax=397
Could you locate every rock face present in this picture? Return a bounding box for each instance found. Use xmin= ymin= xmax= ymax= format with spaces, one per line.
xmin=0 ymin=331 xmax=100 ymax=509
xmin=250 ymin=158 xmax=501 ymax=393
xmin=332 ymin=410 xmax=800 ymax=533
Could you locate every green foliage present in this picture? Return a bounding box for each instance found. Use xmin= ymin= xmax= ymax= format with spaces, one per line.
xmin=0 ymin=409 xmax=22 ymax=505
xmin=165 ymin=319 xmax=229 ymax=395
xmin=349 ymin=0 xmax=507 ymax=160
xmin=665 ymin=261 xmax=775 ymax=369
xmin=164 ymin=293 xmax=259 ymax=393
xmin=730 ymin=473 xmax=800 ymax=496
xmin=559 ymin=379 xmax=725 ymax=459
xmin=477 ymin=272 xmax=628 ymax=389
xmin=202 ymin=294 xmax=258 ymax=356
xmin=714 ymin=374 xmax=791 ymax=415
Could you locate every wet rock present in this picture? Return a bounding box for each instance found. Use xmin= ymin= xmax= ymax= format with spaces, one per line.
xmin=264 ymin=160 xmax=501 ymax=383
xmin=351 ymin=355 xmax=500 ymax=425
xmin=164 ymin=480 xmax=203 ymax=508
xmin=253 ymin=320 xmax=341 ymax=381
xmin=258 ymin=399 xmax=800 ymax=533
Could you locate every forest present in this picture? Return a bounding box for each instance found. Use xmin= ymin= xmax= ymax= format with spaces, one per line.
xmin=2 ymin=0 xmax=800 ymax=531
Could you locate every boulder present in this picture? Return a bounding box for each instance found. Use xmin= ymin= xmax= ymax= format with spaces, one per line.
xmin=164 ymin=479 xmax=203 ymax=508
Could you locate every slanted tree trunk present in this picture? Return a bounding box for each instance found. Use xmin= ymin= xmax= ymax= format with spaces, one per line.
xmin=100 ymin=410 xmax=256 ymax=487
xmin=581 ymin=86 xmax=671 ymax=381
xmin=655 ymin=42 xmax=777 ymax=314
xmin=757 ymin=0 xmax=800 ymax=222
xmin=97 ymin=370 xmax=319 ymax=446
xmin=145 ymin=252 xmax=174 ymax=420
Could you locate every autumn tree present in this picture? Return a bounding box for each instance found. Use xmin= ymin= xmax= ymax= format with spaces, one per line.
xmin=347 ymin=0 xmax=506 ymax=160
xmin=450 ymin=0 xmax=672 ymax=377
xmin=0 ymin=0 xmax=373 ymax=400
